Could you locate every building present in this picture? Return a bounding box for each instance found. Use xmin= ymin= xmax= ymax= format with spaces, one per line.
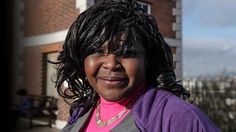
xmin=182 ymin=76 xmax=236 ymax=131
xmin=13 ymin=0 xmax=183 ymax=129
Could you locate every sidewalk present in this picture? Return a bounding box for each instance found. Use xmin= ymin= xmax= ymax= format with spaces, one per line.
xmin=12 ymin=126 xmax=60 ymax=132
xmin=11 ymin=119 xmax=61 ymax=132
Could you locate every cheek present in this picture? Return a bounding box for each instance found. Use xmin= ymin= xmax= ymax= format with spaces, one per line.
xmin=123 ymin=58 xmax=146 ymax=81
xmin=84 ymin=56 xmax=99 ymax=77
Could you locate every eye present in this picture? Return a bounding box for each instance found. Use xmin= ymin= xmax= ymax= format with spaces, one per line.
xmin=118 ymin=48 xmax=137 ymax=58
xmin=96 ymin=49 xmax=104 ymax=53
xmin=94 ymin=48 xmax=107 ymax=56
xmin=122 ymin=51 xmax=136 ymax=58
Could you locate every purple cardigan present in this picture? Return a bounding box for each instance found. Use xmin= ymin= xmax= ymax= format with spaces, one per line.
xmin=62 ymin=88 xmax=221 ymax=132
xmin=132 ymin=88 xmax=220 ymax=132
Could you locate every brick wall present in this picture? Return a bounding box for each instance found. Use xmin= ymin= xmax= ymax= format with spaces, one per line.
xmin=23 ymin=0 xmax=175 ymax=38
xmin=148 ymin=0 xmax=176 ymax=38
xmin=23 ymin=46 xmax=43 ymax=95
xmin=24 ymin=0 xmax=78 ymax=36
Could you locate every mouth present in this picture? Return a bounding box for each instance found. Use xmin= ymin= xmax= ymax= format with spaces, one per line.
xmin=97 ymin=76 xmax=128 ymax=87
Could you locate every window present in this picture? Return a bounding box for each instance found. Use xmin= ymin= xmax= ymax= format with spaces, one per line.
xmin=43 ymin=52 xmax=59 ymax=97
xmin=137 ymin=1 xmax=151 ymax=14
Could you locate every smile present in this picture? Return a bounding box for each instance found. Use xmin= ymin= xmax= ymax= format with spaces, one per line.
xmin=97 ymin=76 xmax=128 ymax=87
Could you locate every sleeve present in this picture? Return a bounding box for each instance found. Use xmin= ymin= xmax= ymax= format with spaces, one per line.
xmin=158 ymin=94 xmax=221 ymax=132
xmin=168 ymin=109 xmax=221 ymax=132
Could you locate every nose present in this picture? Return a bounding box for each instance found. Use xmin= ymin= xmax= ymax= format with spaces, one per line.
xmin=102 ymin=54 xmax=122 ymax=71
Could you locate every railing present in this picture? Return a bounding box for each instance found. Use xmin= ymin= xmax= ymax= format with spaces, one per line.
xmin=22 ymin=95 xmax=58 ymax=129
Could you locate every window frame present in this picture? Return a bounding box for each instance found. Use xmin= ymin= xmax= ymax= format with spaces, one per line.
xmin=136 ymin=1 xmax=151 ymax=14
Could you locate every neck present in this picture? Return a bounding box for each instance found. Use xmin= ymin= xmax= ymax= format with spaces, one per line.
xmin=99 ymin=83 xmax=146 ymax=108
xmin=97 ymin=83 xmax=146 ymax=125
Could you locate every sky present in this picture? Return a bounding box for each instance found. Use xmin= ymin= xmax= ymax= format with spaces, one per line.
xmin=182 ymin=0 xmax=236 ymax=77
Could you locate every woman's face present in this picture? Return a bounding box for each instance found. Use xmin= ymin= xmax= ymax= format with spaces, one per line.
xmin=84 ymin=34 xmax=146 ymax=101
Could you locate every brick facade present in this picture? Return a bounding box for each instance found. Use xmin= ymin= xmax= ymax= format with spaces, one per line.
xmin=23 ymin=0 xmax=176 ymax=38
xmin=23 ymin=46 xmax=43 ymax=95
xmin=24 ymin=0 xmax=78 ymax=36
xmin=148 ymin=0 xmax=176 ymax=38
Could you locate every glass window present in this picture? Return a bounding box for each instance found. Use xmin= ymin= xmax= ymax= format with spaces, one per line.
xmin=137 ymin=1 xmax=151 ymax=14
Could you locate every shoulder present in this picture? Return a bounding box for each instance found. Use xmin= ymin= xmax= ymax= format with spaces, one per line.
xmin=131 ymin=88 xmax=220 ymax=132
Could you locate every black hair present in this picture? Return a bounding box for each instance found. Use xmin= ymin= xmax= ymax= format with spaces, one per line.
xmin=54 ymin=0 xmax=190 ymax=114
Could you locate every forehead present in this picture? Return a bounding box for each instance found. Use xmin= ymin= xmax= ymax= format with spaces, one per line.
xmin=100 ymin=32 xmax=125 ymax=48
xmin=100 ymin=32 xmax=144 ymax=50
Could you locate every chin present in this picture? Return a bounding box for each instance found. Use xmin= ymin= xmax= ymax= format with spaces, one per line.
xmin=103 ymin=96 xmax=121 ymax=102
xmin=101 ymin=92 xmax=124 ymax=102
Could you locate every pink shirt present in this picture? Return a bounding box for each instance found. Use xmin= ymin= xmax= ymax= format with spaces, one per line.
xmin=83 ymin=84 xmax=145 ymax=132
xmin=83 ymin=96 xmax=131 ymax=132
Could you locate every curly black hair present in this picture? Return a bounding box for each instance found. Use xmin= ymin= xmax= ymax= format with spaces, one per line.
xmin=54 ymin=0 xmax=190 ymax=113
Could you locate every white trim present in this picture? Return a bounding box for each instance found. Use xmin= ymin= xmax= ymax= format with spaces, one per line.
xmin=76 ymin=0 xmax=94 ymax=13
xmin=173 ymin=0 xmax=182 ymax=40
xmin=176 ymin=0 xmax=182 ymax=9
xmin=164 ymin=37 xmax=182 ymax=79
xmin=176 ymin=16 xmax=182 ymax=24
xmin=172 ymin=23 xmax=181 ymax=31
xmin=176 ymin=31 xmax=182 ymax=40
xmin=55 ymin=120 xmax=67 ymax=130
xmin=21 ymin=29 xmax=68 ymax=46
xmin=164 ymin=37 xmax=181 ymax=47
xmin=21 ymin=33 xmax=180 ymax=47
xmin=172 ymin=8 xmax=181 ymax=16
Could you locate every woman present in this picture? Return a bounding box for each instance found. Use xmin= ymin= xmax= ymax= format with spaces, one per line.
xmin=55 ymin=0 xmax=220 ymax=131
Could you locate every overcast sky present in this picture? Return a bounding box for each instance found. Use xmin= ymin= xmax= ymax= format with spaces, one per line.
xmin=182 ymin=0 xmax=236 ymax=77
